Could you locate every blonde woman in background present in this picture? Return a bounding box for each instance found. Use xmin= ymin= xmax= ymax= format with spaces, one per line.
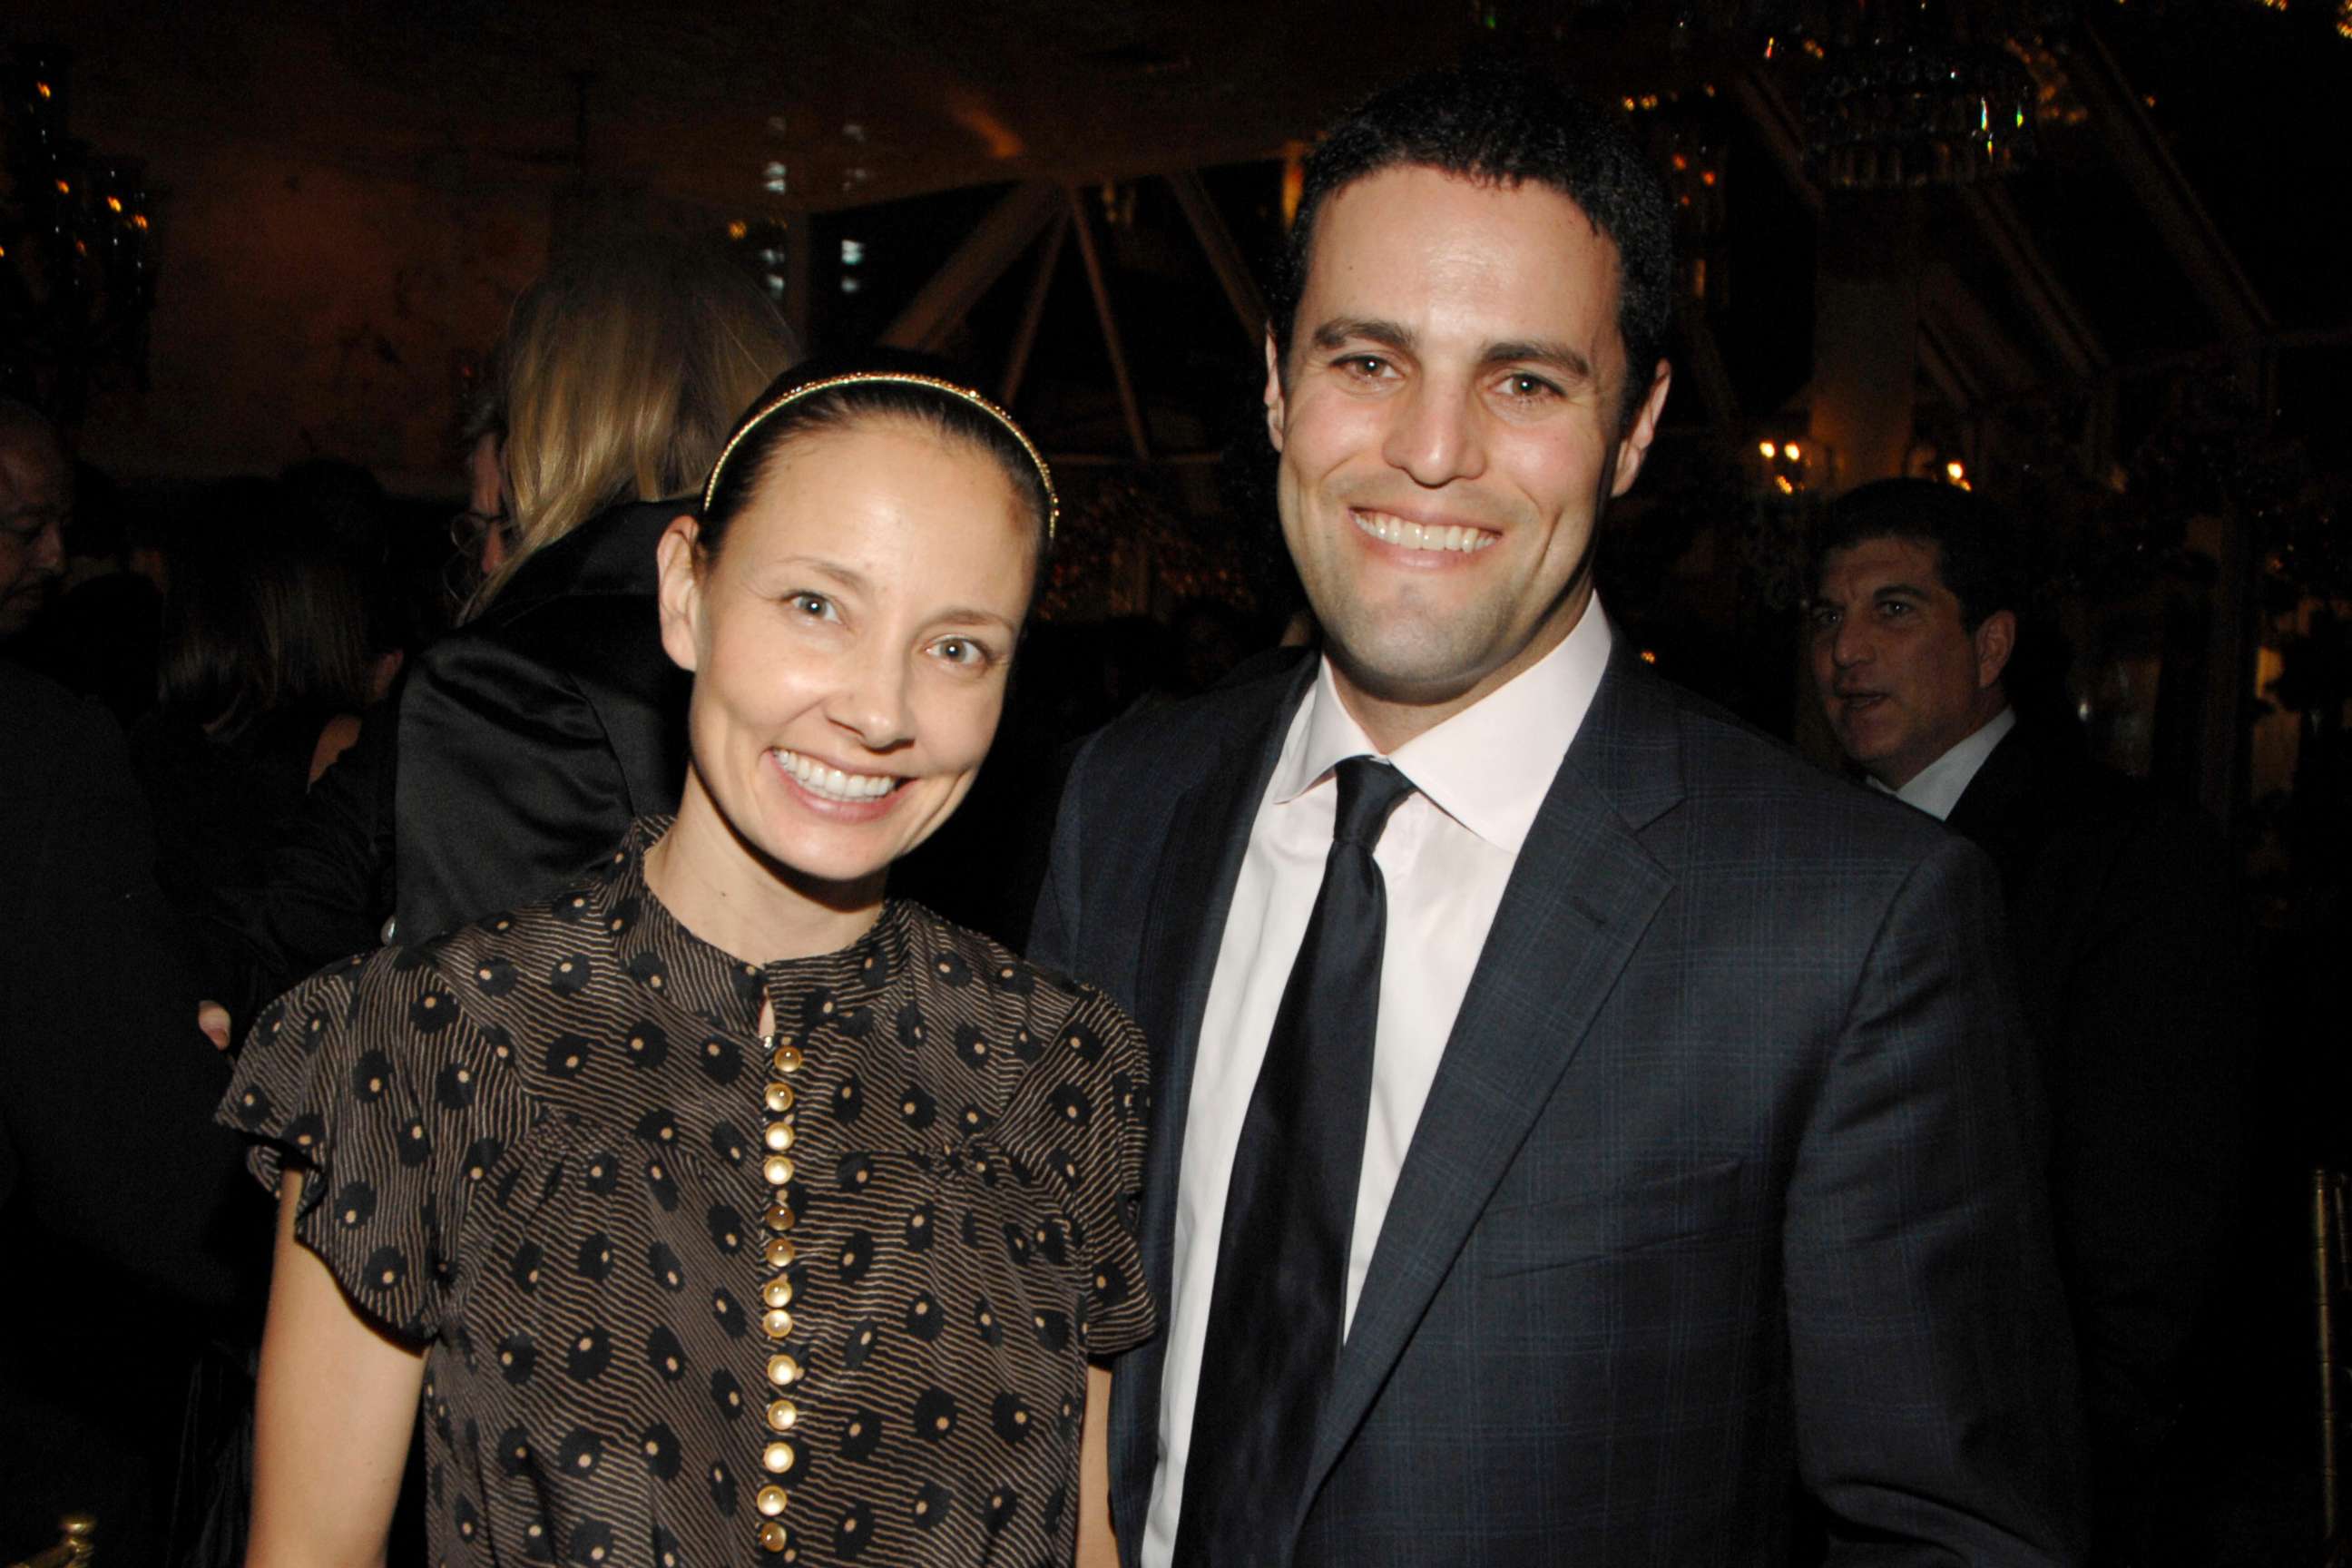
xmin=397 ymin=236 xmax=800 ymax=942
xmin=201 ymin=237 xmax=799 ymax=1036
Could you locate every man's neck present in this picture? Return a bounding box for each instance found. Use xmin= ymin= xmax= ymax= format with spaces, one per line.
xmin=1327 ymin=594 xmax=1591 ymax=755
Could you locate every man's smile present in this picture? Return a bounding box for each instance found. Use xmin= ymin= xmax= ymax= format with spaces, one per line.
xmin=1348 ymin=507 xmax=1500 ymax=554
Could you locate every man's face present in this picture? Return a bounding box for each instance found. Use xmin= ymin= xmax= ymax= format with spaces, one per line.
xmin=0 ymin=435 xmax=70 ymax=637
xmin=1266 ymin=165 xmax=1669 ymax=745
xmin=1808 ymin=535 xmax=2014 ymax=789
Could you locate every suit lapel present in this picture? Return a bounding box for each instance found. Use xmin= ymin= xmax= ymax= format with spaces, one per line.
xmin=1112 ymin=657 xmax=1316 ymax=1524
xmin=1298 ymin=647 xmax=1684 ymax=1516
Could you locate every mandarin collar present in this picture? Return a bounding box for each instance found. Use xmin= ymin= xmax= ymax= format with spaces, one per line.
xmin=595 ymin=816 xmax=911 ymax=1034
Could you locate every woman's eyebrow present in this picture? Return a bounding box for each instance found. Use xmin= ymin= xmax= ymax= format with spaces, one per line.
xmin=933 ymin=606 xmax=1020 ymax=633
xmin=769 ymin=556 xmax=871 ymax=593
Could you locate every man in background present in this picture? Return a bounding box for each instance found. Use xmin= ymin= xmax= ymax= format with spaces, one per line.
xmin=1810 ymin=477 xmax=2250 ymax=1563
xmin=0 ymin=398 xmax=71 ymax=646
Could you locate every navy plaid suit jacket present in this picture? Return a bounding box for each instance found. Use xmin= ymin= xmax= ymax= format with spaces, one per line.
xmin=1028 ymin=637 xmax=2085 ymax=1566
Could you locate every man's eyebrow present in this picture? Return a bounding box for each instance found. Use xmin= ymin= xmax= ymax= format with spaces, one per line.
xmin=1483 ymin=338 xmax=1596 ymax=383
xmin=1871 ymin=582 xmax=1934 ymax=600
xmin=1308 ymin=317 xmax=1416 ymax=354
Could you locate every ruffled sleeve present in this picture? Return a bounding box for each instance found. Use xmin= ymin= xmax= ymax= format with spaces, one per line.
xmin=220 ymin=946 xmax=523 ymax=1342
xmin=1066 ymin=987 xmax=1155 ymax=1358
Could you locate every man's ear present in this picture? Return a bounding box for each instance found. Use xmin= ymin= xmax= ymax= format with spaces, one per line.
xmin=1262 ymin=329 xmax=1288 ymax=455
xmin=655 ymin=514 xmax=707 ymax=675
xmin=1608 ymin=359 xmax=1673 ymax=499
xmin=1974 ymin=607 xmax=2017 ymax=691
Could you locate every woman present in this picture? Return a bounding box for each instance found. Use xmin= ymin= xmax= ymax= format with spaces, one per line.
xmin=221 ymin=366 xmax=1149 ymax=1567
xmin=399 ymin=237 xmax=804 ymax=944
xmin=132 ymin=477 xmax=378 ymax=911
xmin=201 ymin=240 xmax=799 ymax=1028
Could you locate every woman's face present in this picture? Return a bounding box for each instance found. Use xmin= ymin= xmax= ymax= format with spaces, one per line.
xmin=657 ymin=418 xmax=1037 ymax=893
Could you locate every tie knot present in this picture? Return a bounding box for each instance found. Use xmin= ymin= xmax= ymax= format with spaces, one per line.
xmin=1330 ymin=756 xmax=1416 ymax=848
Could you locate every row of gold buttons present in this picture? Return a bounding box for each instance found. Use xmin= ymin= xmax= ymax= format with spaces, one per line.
xmin=755 ymin=1034 xmax=804 ymax=1553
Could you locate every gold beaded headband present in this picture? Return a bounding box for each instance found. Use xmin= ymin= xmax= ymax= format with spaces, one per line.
xmin=701 ymin=371 xmax=1058 ymax=539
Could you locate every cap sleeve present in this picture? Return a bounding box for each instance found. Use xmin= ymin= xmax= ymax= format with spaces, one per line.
xmin=1069 ymin=988 xmax=1155 ymax=1359
xmin=220 ymin=948 xmax=517 ymax=1342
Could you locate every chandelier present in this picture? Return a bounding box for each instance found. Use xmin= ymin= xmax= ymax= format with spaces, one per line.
xmin=0 ymin=48 xmax=159 ymax=420
xmin=1763 ymin=2 xmax=2066 ymax=189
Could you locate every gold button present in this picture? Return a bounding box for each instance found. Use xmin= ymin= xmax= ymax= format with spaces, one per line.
xmin=763 ymin=1082 xmax=796 ymax=1113
xmin=763 ymin=1121 xmax=795 ymax=1152
xmin=766 ymin=1397 xmax=799 ymax=1432
xmin=761 ymin=1277 xmax=794 ymax=1309
xmin=763 ymin=1204 xmax=796 ymax=1234
xmin=762 ymin=1154 xmax=796 ymax=1186
xmin=761 ymin=1307 xmax=795 ymax=1339
xmin=762 ymin=1440 xmax=795 ymax=1474
xmin=756 ymin=1484 xmax=789 ymax=1518
xmin=767 ymin=1352 xmax=801 ymax=1386
xmin=771 ymin=1044 xmax=804 ymax=1073
xmin=757 ymin=1518 xmax=789 ymax=1552
xmin=763 ymin=1238 xmax=797 ymax=1269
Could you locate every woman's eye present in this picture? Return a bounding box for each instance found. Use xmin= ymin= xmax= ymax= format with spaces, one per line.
xmin=788 ymin=592 xmax=835 ymax=620
xmin=929 ymin=636 xmax=989 ymax=668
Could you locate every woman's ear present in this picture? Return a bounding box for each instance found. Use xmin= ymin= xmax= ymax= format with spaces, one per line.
xmin=655 ymin=514 xmax=707 ymax=674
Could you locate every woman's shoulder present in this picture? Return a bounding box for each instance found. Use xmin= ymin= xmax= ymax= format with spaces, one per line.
xmin=890 ymin=900 xmax=1142 ymax=1044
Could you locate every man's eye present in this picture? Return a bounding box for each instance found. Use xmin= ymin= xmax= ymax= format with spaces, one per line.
xmin=1809 ymin=607 xmax=1839 ymax=632
xmin=1503 ymin=373 xmax=1560 ymax=399
xmin=1335 ymin=354 xmax=1389 ymax=379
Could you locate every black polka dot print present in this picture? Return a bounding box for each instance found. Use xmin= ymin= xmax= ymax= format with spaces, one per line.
xmin=219 ymin=818 xmax=1152 ymax=1565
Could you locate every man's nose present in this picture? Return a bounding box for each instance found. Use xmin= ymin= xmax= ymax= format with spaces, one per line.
xmin=31 ymin=517 xmax=65 ymax=576
xmin=1381 ymin=378 xmax=1485 ymax=488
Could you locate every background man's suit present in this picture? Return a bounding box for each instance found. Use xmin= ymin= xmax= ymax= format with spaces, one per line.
xmin=1944 ymin=721 xmax=2248 ymax=1544
xmin=1030 ymin=640 xmax=2085 ymax=1565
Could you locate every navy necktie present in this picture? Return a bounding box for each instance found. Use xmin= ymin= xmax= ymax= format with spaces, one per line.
xmin=1174 ymin=755 xmax=1417 ymax=1565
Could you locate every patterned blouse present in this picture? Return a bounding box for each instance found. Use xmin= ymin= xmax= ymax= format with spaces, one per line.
xmin=220 ymin=819 xmax=1154 ymax=1567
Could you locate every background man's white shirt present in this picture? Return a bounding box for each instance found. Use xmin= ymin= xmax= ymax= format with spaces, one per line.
xmin=1875 ymin=705 xmax=2016 ymax=821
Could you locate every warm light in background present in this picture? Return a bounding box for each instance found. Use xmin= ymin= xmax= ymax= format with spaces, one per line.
xmin=1759 ymin=440 xmax=1778 ymax=458
xmin=946 ymin=95 xmax=1025 ymax=161
xmin=1280 ymin=142 xmax=1308 ymax=229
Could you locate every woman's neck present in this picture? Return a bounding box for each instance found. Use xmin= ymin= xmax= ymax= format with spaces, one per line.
xmin=642 ymin=772 xmax=884 ymax=966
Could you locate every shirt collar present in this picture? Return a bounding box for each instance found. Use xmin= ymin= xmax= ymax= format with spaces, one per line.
xmin=1874 ymin=705 xmax=2017 ymax=821
xmin=1270 ymin=596 xmax=1614 ymax=854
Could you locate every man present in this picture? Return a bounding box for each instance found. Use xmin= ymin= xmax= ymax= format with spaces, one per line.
xmin=1 ymin=655 xmax=263 ymax=1559
xmin=1809 ymin=478 xmax=2248 ymax=1563
xmin=1033 ymin=64 xmax=2082 ymax=1568
xmin=0 ymin=398 xmax=71 ymax=644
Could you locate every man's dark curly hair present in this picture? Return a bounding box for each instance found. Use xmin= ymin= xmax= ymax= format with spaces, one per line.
xmin=1269 ymin=63 xmax=1676 ymax=433
xmin=1808 ymin=478 xmax=2025 ymax=634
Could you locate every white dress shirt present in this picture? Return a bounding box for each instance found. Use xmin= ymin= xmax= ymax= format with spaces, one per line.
xmin=1873 ymin=705 xmax=2016 ymax=822
xmin=1140 ymin=603 xmax=1614 ymax=1565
